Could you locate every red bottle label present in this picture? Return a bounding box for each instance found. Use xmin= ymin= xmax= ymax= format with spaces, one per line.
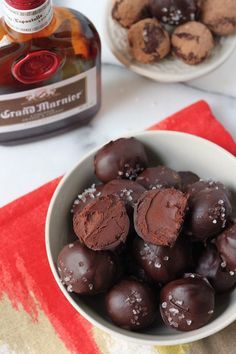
xmin=3 ymin=0 xmax=53 ymax=33
xmin=12 ymin=50 xmax=62 ymax=84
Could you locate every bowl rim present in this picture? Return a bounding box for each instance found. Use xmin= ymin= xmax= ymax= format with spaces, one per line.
xmin=104 ymin=0 xmax=236 ymax=83
xmin=45 ymin=130 xmax=236 ymax=346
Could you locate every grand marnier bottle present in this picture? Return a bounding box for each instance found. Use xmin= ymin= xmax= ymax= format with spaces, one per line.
xmin=0 ymin=0 xmax=101 ymax=142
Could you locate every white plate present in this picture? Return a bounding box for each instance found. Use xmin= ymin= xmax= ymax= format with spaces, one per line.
xmin=46 ymin=131 xmax=236 ymax=346
xmin=105 ymin=0 xmax=236 ymax=82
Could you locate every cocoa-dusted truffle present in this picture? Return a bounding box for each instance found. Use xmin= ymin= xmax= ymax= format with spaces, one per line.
xmin=150 ymin=0 xmax=201 ymax=26
xmin=57 ymin=241 xmax=118 ymax=295
xmin=201 ymin=0 xmax=236 ymax=36
xmin=178 ymin=171 xmax=200 ymax=191
xmin=71 ymin=184 xmax=104 ymax=214
xmin=73 ymin=195 xmax=130 ymax=251
xmin=106 ymin=278 xmax=157 ymax=330
xmin=94 ymin=138 xmax=148 ymax=183
xmin=128 ymin=18 xmax=170 ymax=64
xmin=132 ymin=237 xmax=190 ymax=284
xmin=136 ymin=166 xmax=181 ymax=190
xmin=215 ymin=224 xmax=236 ymax=273
xmin=160 ymin=274 xmax=215 ymax=331
xmin=187 ymin=188 xmax=232 ymax=241
xmin=196 ymin=244 xmax=236 ymax=293
xmin=134 ymin=189 xmax=189 ymax=246
xmin=172 ymin=21 xmax=214 ymax=65
xmin=112 ymin=0 xmax=150 ymax=28
xmin=102 ymin=179 xmax=146 ymax=208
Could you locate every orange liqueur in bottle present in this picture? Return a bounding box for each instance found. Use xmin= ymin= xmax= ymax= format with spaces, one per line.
xmin=0 ymin=0 xmax=101 ymax=142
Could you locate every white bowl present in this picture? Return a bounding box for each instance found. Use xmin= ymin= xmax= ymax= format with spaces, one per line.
xmin=46 ymin=131 xmax=236 ymax=346
xmin=104 ymin=0 xmax=236 ymax=83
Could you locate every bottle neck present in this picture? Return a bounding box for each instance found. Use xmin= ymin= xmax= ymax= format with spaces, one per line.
xmin=2 ymin=0 xmax=54 ymax=34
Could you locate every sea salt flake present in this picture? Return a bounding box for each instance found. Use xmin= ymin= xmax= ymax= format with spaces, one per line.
xmin=162 ymin=302 xmax=167 ymax=309
xmin=154 ymin=262 xmax=162 ymax=269
xmin=89 ymin=283 xmax=94 ymax=290
xmin=187 ymin=320 xmax=192 ymax=326
xmin=68 ymin=243 xmax=74 ymax=248
xmin=221 ymin=261 xmax=227 ymax=268
xmin=67 ymin=285 xmax=73 ymax=293
xmin=208 ymin=310 xmax=214 ymax=314
xmin=163 ymin=256 xmax=169 ymax=261
xmin=212 ymin=220 xmax=217 ymax=224
xmin=176 ymin=300 xmax=183 ymax=306
xmin=230 ymin=271 xmax=235 ymax=276
xmin=169 ymin=308 xmax=179 ymax=315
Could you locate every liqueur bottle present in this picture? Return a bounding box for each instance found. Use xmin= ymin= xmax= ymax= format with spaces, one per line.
xmin=0 ymin=0 xmax=101 ymax=142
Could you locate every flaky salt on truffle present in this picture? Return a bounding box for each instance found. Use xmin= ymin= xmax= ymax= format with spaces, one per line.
xmin=201 ymin=0 xmax=236 ymax=36
xmin=112 ymin=0 xmax=150 ymax=28
xmin=128 ymin=18 xmax=170 ymax=63
xmin=171 ymin=21 xmax=214 ymax=65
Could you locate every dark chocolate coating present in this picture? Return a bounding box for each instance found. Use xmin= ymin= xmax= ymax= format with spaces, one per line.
xmin=187 ymin=188 xmax=232 ymax=241
xmin=71 ymin=184 xmax=104 ymax=214
xmin=186 ymin=180 xmax=230 ymax=199
xmin=178 ymin=171 xmax=200 ymax=192
xmin=94 ymin=138 xmax=148 ymax=183
xmin=136 ymin=166 xmax=181 ymax=190
xmin=102 ymin=179 xmax=146 ymax=208
xmin=73 ymin=195 xmax=130 ymax=251
xmin=215 ymin=224 xmax=236 ymax=272
xmin=134 ymin=189 xmax=188 ymax=246
xmin=149 ymin=0 xmax=200 ymax=26
xmin=196 ymin=244 xmax=236 ymax=293
xmin=57 ymin=241 xmax=118 ymax=295
xmin=132 ymin=237 xmax=190 ymax=284
xmin=160 ymin=274 xmax=215 ymax=331
xmin=106 ymin=279 xmax=157 ymax=330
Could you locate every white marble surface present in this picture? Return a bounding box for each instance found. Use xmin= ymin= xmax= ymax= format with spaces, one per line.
xmin=0 ymin=64 xmax=236 ymax=207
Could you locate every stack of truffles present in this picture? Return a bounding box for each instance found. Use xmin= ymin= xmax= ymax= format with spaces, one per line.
xmin=111 ymin=0 xmax=236 ymax=65
xmin=57 ymin=138 xmax=236 ymax=332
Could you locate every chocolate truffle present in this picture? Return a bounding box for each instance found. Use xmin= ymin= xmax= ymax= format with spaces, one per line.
xmin=73 ymin=195 xmax=130 ymax=251
xmin=57 ymin=241 xmax=118 ymax=295
xmin=149 ymin=0 xmax=200 ymax=26
xmin=132 ymin=238 xmax=190 ymax=284
xmin=112 ymin=0 xmax=150 ymax=28
xmin=196 ymin=244 xmax=236 ymax=293
xmin=187 ymin=188 xmax=232 ymax=241
xmin=71 ymin=184 xmax=104 ymax=214
xmin=178 ymin=171 xmax=200 ymax=191
xmin=215 ymin=224 xmax=236 ymax=273
xmin=201 ymin=0 xmax=236 ymax=36
xmin=106 ymin=279 xmax=156 ymax=330
xmin=128 ymin=19 xmax=170 ymax=64
xmin=136 ymin=166 xmax=181 ymax=190
xmin=94 ymin=138 xmax=148 ymax=183
xmin=172 ymin=21 xmax=214 ymax=65
xmin=160 ymin=274 xmax=215 ymax=331
xmin=186 ymin=180 xmax=230 ymax=199
xmin=134 ymin=189 xmax=188 ymax=246
xmin=102 ymin=179 xmax=146 ymax=208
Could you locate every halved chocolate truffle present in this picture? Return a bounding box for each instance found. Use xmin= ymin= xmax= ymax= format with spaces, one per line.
xmin=160 ymin=274 xmax=215 ymax=331
xmin=106 ymin=278 xmax=157 ymax=330
xmin=196 ymin=244 xmax=236 ymax=293
xmin=134 ymin=189 xmax=189 ymax=246
xmin=94 ymin=138 xmax=148 ymax=183
xmin=137 ymin=166 xmax=181 ymax=190
xmin=73 ymin=195 xmax=130 ymax=251
xmin=57 ymin=241 xmax=118 ymax=295
xmin=132 ymin=237 xmax=190 ymax=284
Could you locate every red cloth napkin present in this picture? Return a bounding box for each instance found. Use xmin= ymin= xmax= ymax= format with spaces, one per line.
xmin=0 ymin=101 xmax=235 ymax=353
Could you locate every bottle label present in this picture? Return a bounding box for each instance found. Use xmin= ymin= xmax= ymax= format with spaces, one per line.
xmin=0 ymin=67 xmax=97 ymax=133
xmin=2 ymin=0 xmax=53 ymax=33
